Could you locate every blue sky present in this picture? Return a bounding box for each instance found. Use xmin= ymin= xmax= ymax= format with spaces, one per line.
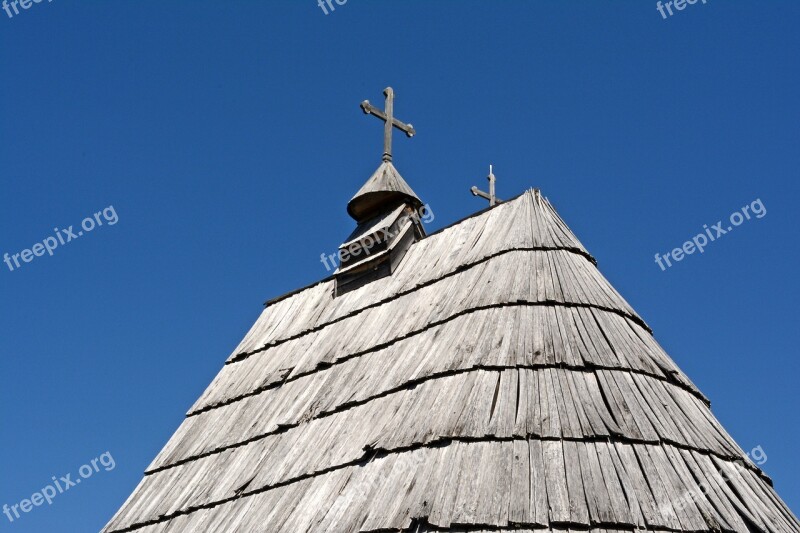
xmin=1 ymin=1 xmax=798 ymax=531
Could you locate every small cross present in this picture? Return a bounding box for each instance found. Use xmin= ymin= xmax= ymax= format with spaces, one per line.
xmin=360 ymin=87 xmax=416 ymax=163
xmin=471 ymin=165 xmax=502 ymax=206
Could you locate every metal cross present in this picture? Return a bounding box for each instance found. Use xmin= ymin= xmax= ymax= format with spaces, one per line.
xmin=471 ymin=165 xmax=502 ymax=206
xmin=360 ymin=87 xmax=416 ymax=163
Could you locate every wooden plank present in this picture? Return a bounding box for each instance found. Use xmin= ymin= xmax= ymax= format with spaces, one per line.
xmin=508 ymin=439 xmax=532 ymax=524
xmin=626 ymin=373 xmax=678 ymax=444
xmin=427 ymin=442 xmax=466 ymax=529
xmin=485 ymin=369 xmax=517 ymax=438
xmin=486 ymin=441 xmax=513 ymax=527
xmin=647 ymin=444 xmax=705 ymax=531
xmin=530 ymin=305 xmax=546 ymax=366
xmin=608 ymin=371 xmax=660 ymax=441
xmin=594 ymin=370 xmax=644 ymax=440
xmin=583 ymin=442 xmax=617 ymax=524
xmin=512 ymin=366 xmax=529 ymax=438
xmin=462 ymin=370 xmax=496 ymax=437
xmin=632 ymin=445 xmax=681 ymax=530
xmin=540 ymin=369 xmax=561 ymax=438
xmin=552 ymin=369 xmax=582 ymax=439
xmin=581 ymin=371 xmax=621 ymax=437
xmin=451 ymin=442 xmax=486 ymax=524
xmin=526 ymin=368 xmax=542 ymax=438
xmin=562 ymin=370 xmax=598 ymax=437
xmin=562 ymin=440 xmax=590 ymax=525
xmin=528 ymin=439 xmax=549 ymax=527
xmin=594 ymin=441 xmax=636 ymax=527
xmin=575 ymin=441 xmax=604 ymax=525
xmin=661 ymin=445 xmax=726 ymax=531
xmin=542 ymin=440 xmax=571 ymax=523
xmin=610 ymin=442 xmax=660 ymax=527
xmin=570 ymin=306 xmax=611 ymax=368
xmin=710 ymin=456 xmax=780 ymax=532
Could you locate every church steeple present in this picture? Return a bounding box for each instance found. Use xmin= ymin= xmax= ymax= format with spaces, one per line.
xmin=335 ymin=88 xmax=427 ymax=295
xmin=347 ymin=160 xmax=423 ymax=223
xmin=348 ymin=87 xmax=422 ymax=222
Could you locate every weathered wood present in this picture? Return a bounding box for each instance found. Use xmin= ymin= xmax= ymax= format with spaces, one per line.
xmin=471 ymin=165 xmax=503 ymax=206
xmin=104 ymin=189 xmax=800 ymax=533
xmin=360 ymin=87 xmax=415 ymax=163
xmin=562 ymin=440 xmax=590 ymax=525
xmin=508 ymin=439 xmax=531 ymax=524
xmin=542 ymin=440 xmax=570 ymax=523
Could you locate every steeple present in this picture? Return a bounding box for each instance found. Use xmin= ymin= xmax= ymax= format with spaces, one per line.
xmin=349 ymin=87 xmax=422 ymax=222
xmin=335 ymin=88 xmax=427 ymax=295
xmin=347 ymin=160 xmax=423 ymax=223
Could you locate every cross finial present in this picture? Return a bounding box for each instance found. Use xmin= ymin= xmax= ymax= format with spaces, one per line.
xmin=360 ymin=87 xmax=416 ymax=163
xmin=471 ymin=165 xmax=502 ymax=206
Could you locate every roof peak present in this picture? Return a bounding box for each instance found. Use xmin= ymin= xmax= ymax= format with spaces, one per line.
xmin=346 ymin=160 xmax=423 ymax=222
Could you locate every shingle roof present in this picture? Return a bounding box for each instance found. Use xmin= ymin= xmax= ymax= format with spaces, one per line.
xmin=103 ymin=189 xmax=800 ymax=533
xmin=347 ymin=161 xmax=423 ymax=222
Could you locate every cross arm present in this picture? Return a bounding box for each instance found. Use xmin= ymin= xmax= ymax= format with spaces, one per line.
xmin=360 ymin=100 xmax=416 ymax=137
xmin=471 ymin=186 xmax=502 ymax=204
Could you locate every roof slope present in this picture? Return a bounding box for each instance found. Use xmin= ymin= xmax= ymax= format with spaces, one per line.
xmin=103 ymin=190 xmax=800 ymax=533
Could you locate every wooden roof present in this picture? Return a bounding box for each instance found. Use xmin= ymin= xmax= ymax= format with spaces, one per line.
xmin=103 ymin=189 xmax=799 ymax=533
xmin=347 ymin=161 xmax=423 ymax=222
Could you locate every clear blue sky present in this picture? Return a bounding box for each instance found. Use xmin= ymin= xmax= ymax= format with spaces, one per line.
xmin=1 ymin=1 xmax=798 ymax=531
